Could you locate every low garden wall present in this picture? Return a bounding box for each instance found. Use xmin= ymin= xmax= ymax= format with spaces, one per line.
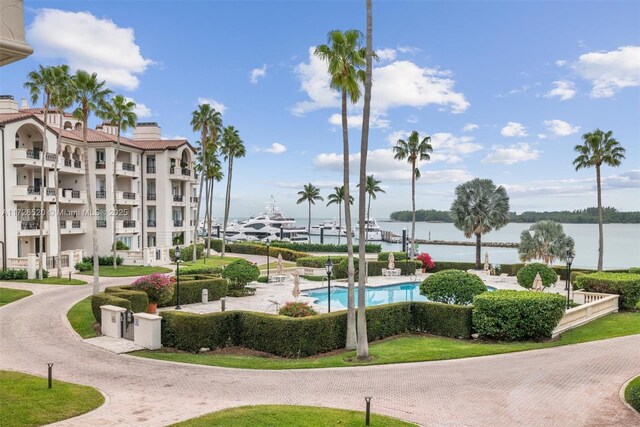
xmin=552 ymin=292 xmax=619 ymax=338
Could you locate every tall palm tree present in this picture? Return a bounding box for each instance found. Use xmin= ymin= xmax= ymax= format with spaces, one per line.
xmin=192 ymin=140 xmax=206 ymax=258
xmin=573 ymin=129 xmax=625 ymax=271
xmin=326 ymin=186 xmax=353 ymax=245
xmin=220 ymin=126 xmax=246 ymax=257
xmin=518 ymin=220 xmax=575 ymax=265
xmin=296 ymin=183 xmax=323 ymax=243
xmin=72 ymin=70 xmax=112 ymax=295
xmin=393 ymin=131 xmax=433 ymax=259
xmin=49 ymin=65 xmax=73 ymax=278
xmin=203 ymin=151 xmax=224 ymax=257
xmin=450 ymin=178 xmax=510 ymax=269
xmin=24 ymin=65 xmax=56 ymax=280
xmin=315 ymin=29 xmax=365 ymax=350
xmin=98 ymin=95 xmax=137 ymax=268
xmin=358 ymin=175 xmax=385 ymax=242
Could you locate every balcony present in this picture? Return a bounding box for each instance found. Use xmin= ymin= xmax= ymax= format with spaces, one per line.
xmin=11 ymin=148 xmax=57 ymax=169
xmin=169 ymin=166 xmax=196 ymax=181
xmin=17 ymin=220 xmax=50 ymax=236
xmin=12 ymin=185 xmax=56 ymax=202
xmin=116 ymin=191 xmax=138 ymax=206
xmin=116 ymin=161 xmax=139 ymax=178
xmin=60 ymin=219 xmax=86 ymax=234
xmin=60 ymin=158 xmax=83 ymax=174
xmin=96 ymin=190 xmax=106 ymax=199
xmin=58 ymin=189 xmax=87 ymax=204
xmin=96 ymin=220 xmax=107 ymax=228
xmin=190 ymin=196 xmax=199 ymax=203
xmin=116 ymin=219 xmax=138 ymax=234
xmin=146 ymin=165 xmax=156 ymax=174
xmin=147 ymin=219 xmax=157 ymax=227
xmin=173 ymin=219 xmax=184 ymax=227
xmin=173 ymin=194 xmax=184 ymax=203
xmin=95 ymin=161 xmax=106 ymax=170
xmin=146 ymin=193 xmax=156 ymax=201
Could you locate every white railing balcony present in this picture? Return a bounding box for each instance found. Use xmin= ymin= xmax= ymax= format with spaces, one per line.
xmin=59 ymin=157 xmax=84 ymax=174
xmin=60 ymin=219 xmax=86 ymax=234
xmin=12 ymin=185 xmax=57 ymax=202
xmin=11 ymin=148 xmax=57 ymax=169
xmin=169 ymin=166 xmax=195 ymax=181
xmin=17 ymin=220 xmax=50 ymax=236
xmin=58 ymin=188 xmax=87 ymax=204
xmin=115 ymin=161 xmax=139 ymax=178
xmin=116 ymin=191 xmax=138 ymax=206
xmin=115 ymin=219 xmax=138 ymax=234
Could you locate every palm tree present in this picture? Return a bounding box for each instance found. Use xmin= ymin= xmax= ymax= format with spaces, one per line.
xmin=203 ymin=151 xmax=224 ymax=257
xmin=315 ymin=29 xmax=365 ymax=350
xmin=72 ymin=70 xmax=112 ymax=295
xmin=220 ymin=126 xmax=246 ymax=258
xmin=99 ymin=95 xmax=137 ymax=268
xmin=358 ymin=175 xmax=385 ymax=242
xmin=573 ymin=129 xmax=625 ymax=271
xmin=49 ymin=65 xmax=73 ymax=278
xmin=296 ymin=183 xmax=323 ymax=243
xmin=24 ymin=65 xmax=56 ymax=280
xmin=450 ymin=178 xmax=510 ymax=269
xmin=393 ymin=131 xmax=433 ymax=259
xmin=326 ymin=186 xmax=353 ymax=245
xmin=519 ymin=220 xmax=575 ymax=265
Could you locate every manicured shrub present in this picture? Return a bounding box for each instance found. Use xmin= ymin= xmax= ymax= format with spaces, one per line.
xmin=271 ymin=241 xmax=381 ymax=253
xmin=162 ymin=277 xmax=228 ymax=306
xmin=410 ymin=302 xmax=473 ymax=338
xmin=416 ymin=252 xmax=435 ymax=271
xmin=179 ymin=265 xmax=222 ymax=276
xmin=279 ymin=302 xmax=318 ymax=318
xmin=296 ymin=256 xmax=345 ymax=268
xmin=473 ymin=290 xmax=566 ymax=341
xmin=575 ymin=272 xmax=640 ymax=310
xmin=0 ymin=269 xmax=28 ymax=280
xmin=256 ymin=275 xmax=268 ymax=283
xmin=91 ymin=292 xmax=131 ymax=323
xmin=131 ymin=274 xmax=175 ymax=304
xmin=225 ymin=242 xmax=308 ymax=262
xmin=114 ymin=240 xmax=129 ymax=250
xmin=170 ymin=243 xmax=205 ymax=262
xmin=222 ymin=259 xmax=260 ymax=288
xmin=517 ymin=263 xmax=558 ymax=289
xmin=301 ymin=275 xmax=325 ymax=282
xmin=82 ymin=255 xmax=123 ymax=266
xmin=364 ymin=303 xmax=413 ymax=341
xmin=161 ymin=310 xmax=241 ymax=351
xmin=74 ymin=261 xmax=91 ymax=272
xmin=627 ymin=380 xmax=640 ymax=412
xmin=430 ymin=261 xmax=476 ymax=273
xmin=420 ymin=270 xmax=487 ymax=305
xmin=571 ymin=271 xmax=586 ymax=290
xmin=105 ymin=287 xmax=149 ymax=314
xmin=377 ymin=252 xmax=408 ymax=262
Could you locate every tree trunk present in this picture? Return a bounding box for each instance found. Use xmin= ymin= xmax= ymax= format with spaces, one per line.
xmin=221 ymin=157 xmax=233 ymax=257
xmin=308 ymin=202 xmax=311 ymax=244
xmin=366 ymin=193 xmax=371 ymax=245
xmin=208 ymin=177 xmax=214 ymax=256
xmin=341 ymin=88 xmax=356 ymax=350
xmin=112 ymin=126 xmax=120 ymax=268
xmin=475 ymin=232 xmax=482 ymax=269
xmin=55 ymin=111 xmax=63 ymax=278
xmin=410 ymin=160 xmax=416 ymax=259
xmin=357 ymin=0 xmax=373 ymax=360
xmin=596 ymin=164 xmax=604 ymax=271
xmin=337 ymin=202 xmax=342 ymax=245
xmin=192 ymin=170 xmax=205 ymax=262
xmin=81 ymin=112 xmax=100 ymax=295
xmin=204 ymin=177 xmax=211 ymax=257
xmin=38 ymin=104 xmax=48 ymax=280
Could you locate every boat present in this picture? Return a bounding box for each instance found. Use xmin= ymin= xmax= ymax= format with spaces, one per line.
xmin=309 ymin=219 xmax=352 ymax=237
xmin=223 ymin=197 xmax=309 ymax=242
xmin=353 ymin=217 xmax=383 ymax=241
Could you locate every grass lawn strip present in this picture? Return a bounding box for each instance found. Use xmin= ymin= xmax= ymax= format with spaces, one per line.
xmin=170 ymin=405 xmax=415 ymax=426
xmin=624 ymin=376 xmax=640 ymax=408
xmin=0 ymin=370 xmax=104 ymax=427
xmin=67 ymin=296 xmax=98 ymax=339
xmin=12 ymin=278 xmax=87 ymax=285
xmin=134 ymin=311 xmax=640 ymax=370
xmin=182 ymin=256 xmax=241 ymax=268
xmin=78 ymin=265 xmax=172 ymax=277
xmin=0 ymin=288 xmax=33 ymax=307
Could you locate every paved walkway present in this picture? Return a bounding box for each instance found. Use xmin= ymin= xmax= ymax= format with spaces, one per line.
xmin=1 ymin=275 xmax=639 ymax=426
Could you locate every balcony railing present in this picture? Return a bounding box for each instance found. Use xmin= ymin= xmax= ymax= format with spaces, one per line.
xmin=96 ymin=191 xmax=106 ymax=199
xmin=71 ymin=190 xmax=80 ymax=198
xmin=46 ymin=153 xmax=57 ymax=162
xmin=60 ymin=219 xmax=67 ymax=228
xmin=123 ymin=192 xmax=136 ymax=200
xmin=190 ymin=196 xmax=198 ymax=203
xmin=21 ymin=220 xmax=40 ymax=230
xmin=173 ymin=219 xmax=183 ymax=227
xmin=173 ymin=195 xmax=183 ymax=202
xmin=181 ymin=168 xmax=191 ymax=176
xmin=72 ymin=220 xmax=81 ymax=229
xmin=63 ymin=159 xmax=82 ymax=168
xmin=123 ymin=220 xmax=136 ymax=228
xmin=146 ymin=165 xmax=156 ymax=173
xmin=146 ymin=193 xmax=156 ymax=201
xmin=96 ymin=220 xmax=107 ymax=228
xmin=26 ymin=149 xmax=40 ymax=159
xmin=46 ymin=188 xmax=56 ymax=196
xmin=27 ymin=186 xmax=40 ymax=195
xmin=121 ymin=162 xmax=135 ymax=172
xmin=147 ymin=220 xmax=156 ymax=227
xmin=95 ymin=161 xmax=106 ymax=169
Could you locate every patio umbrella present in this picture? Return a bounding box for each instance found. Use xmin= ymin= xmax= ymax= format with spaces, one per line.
xmin=533 ymin=272 xmax=544 ymax=292
xmin=388 ymin=252 xmax=395 ymax=270
xmin=292 ymin=271 xmax=301 ymax=300
xmin=276 ymin=253 xmax=284 ymax=275
xmin=484 ymin=252 xmax=490 ymax=272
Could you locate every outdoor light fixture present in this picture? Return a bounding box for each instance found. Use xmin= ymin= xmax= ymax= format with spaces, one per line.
xmin=565 ymin=243 xmax=574 ymax=308
xmin=266 ymin=238 xmax=270 ymax=284
xmin=325 ymin=256 xmax=333 ymax=313
xmin=175 ymin=245 xmax=182 ymax=310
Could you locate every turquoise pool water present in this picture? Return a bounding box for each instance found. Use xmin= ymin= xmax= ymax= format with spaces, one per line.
xmin=305 ymin=282 xmax=495 ymax=309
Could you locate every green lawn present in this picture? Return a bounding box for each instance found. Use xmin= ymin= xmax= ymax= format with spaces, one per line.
xmin=78 ymin=265 xmax=172 ymax=277
xmin=13 ymin=278 xmax=87 ymax=285
xmin=625 ymin=375 xmax=640 ymax=408
xmin=258 ymin=260 xmax=297 ymax=270
xmin=182 ymin=256 xmax=241 ymax=268
xmin=134 ymin=311 xmax=640 ymax=370
xmin=171 ymin=405 xmax=414 ymax=427
xmin=67 ymin=296 xmax=98 ymax=339
xmin=0 ymin=370 xmax=104 ymax=427
xmin=0 ymin=288 xmax=33 ymax=307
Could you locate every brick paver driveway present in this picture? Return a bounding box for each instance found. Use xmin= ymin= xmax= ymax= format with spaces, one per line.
xmin=1 ymin=280 xmax=639 ymax=426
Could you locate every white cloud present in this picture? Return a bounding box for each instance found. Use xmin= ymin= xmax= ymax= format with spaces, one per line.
xmin=263 ymin=143 xmax=287 ymax=154
xmin=376 ymin=48 xmax=396 ymax=62
xmin=482 ymin=143 xmax=540 ymax=165
xmin=292 ymin=49 xmax=469 ymax=115
xmin=249 ymin=64 xmax=267 ymax=84
xmin=503 ymin=170 xmax=640 ymax=197
xmin=462 ymin=123 xmax=479 ymax=132
xmin=28 ymin=9 xmax=152 ymax=90
xmin=276 ymin=180 xmax=342 ymax=189
xmin=537 ymin=133 xmax=547 ymax=139
xmin=163 ymin=135 xmax=187 ymax=140
xmin=328 ymin=113 xmax=390 ymax=129
xmin=544 ymin=80 xmax=576 ymax=101
xmin=397 ymin=45 xmax=421 ymax=54
xmin=405 ymin=115 xmax=418 ymax=124
xmin=125 ymin=97 xmax=151 ymax=118
xmin=386 ymin=130 xmax=483 ymax=156
xmin=197 ymin=97 xmax=227 ymax=114
xmin=500 ymin=122 xmax=527 ymax=137
xmin=555 ymin=60 xmax=568 ymax=67
xmin=574 ymin=45 xmax=640 ymax=98
xmin=544 ymin=119 xmax=580 ymax=137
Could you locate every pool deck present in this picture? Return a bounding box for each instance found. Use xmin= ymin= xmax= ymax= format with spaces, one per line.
xmin=159 ymin=270 xmax=572 ymax=315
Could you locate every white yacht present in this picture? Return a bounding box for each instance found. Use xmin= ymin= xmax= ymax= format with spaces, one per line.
xmin=353 ymin=217 xmax=383 ymax=241
xmin=310 ymin=219 xmax=352 ymax=237
xmin=223 ymin=198 xmax=309 ymax=242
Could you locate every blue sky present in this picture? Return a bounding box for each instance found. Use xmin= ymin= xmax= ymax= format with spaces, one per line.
xmin=2 ymin=0 xmax=639 ymax=219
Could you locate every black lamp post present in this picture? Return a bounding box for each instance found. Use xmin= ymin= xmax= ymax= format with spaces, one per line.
xmin=325 ymin=256 xmax=333 ymax=313
xmin=565 ymin=243 xmax=574 ymax=308
xmin=266 ymin=238 xmax=270 ymax=283
xmin=175 ymin=245 xmax=182 ymax=310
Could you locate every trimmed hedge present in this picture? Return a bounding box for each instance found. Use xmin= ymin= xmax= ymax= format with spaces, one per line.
xmin=91 ymin=292 xmax=131 ymax=323
xmin=419 ymin=270 xmax=487 ymax=305
xmin=377 ymin=252 xmax=408 ymax=262
xmin=430 ymin=261 xmax=476 ymax=273
xmin=104 ymin=287 xmax=149 ymax=314
xmin=0 ymin=269 xmax=28 ymax=280
xmin=473 ymin=290 xmax=566 ymax=341
xmin=82 ymin=255 xmax=123 ymax=266
xmin=226 ymin=242 xmax=309 ymax=262
xmin=180 ymin=265 xmax=223 ymax=276
xmin=571 ymin=271 xmax=586 ymax=289
xmin=163 ymin=277 xmax=228 ymax=306
xmin=296 ymin=256 xmax=345 ymax=268
xmin=627 ymin=380 xmax=640 ymax=412
xmin=575 ymin=272 xmax=640 ymax=310
xmin=170 ymin=243 xmax=205 ymax=261
xmin=517 ymin=263 xmax=558 ymax=289
xmin=160 ymin=301 xmax=473 ymax=357
xmin=332 ymin=258 xmax=421 ymax=279
xmin=270 ymin=241 xmax=381 ymax=253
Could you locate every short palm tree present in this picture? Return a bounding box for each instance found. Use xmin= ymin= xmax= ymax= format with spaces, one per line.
xmin=72 ymin=70 xmax=112 ymax=295
xmin=220 ymin=126 xmax=246 ymax=257
xmin=393 ymin=131 xmax=433 ymax=258
xmin=519 ymin=220 xmax=575 ymax=265
xmin=99 ymin=95 xmax=137 ymax=268
xmin=573 ymin=129 xmax=625 ymax=271
xmin=315 ymin=29 xmax=365 ymax=350
xmin=357 ymin=175 xmax=385 ymax=242
xmin=296 ymin=183 xmax=323 ymax=243
xmin=450 ymin=178 xmax=510 ymax=269
xmin=326 ymin=186 xmax=354 ymax=245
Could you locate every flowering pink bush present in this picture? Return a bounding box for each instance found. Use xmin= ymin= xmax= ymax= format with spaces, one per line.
xmin=417 ymin=252 xmax=435 ymax=271
xmin=279 ymin=301 xmax=318 ymax=317
xmin=131 ymin=273 xmax=174 ymax=304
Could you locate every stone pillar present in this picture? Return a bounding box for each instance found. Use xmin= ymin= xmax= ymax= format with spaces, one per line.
xmin=100 ymin=305 xmax=127 ymax=339
xmin=132 ymin=313 xmax=162 ymax=350
xmin=27 ymin=253 xmax=37 ymax=279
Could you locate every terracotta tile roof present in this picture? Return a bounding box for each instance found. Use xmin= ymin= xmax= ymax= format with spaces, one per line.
xmin=133 ymin=139 xmax=190 ymax=150
xmin=0 ymin=112 xmax=38 ymax=125
xmin=19 ymin=107 xmax=75 ymax=117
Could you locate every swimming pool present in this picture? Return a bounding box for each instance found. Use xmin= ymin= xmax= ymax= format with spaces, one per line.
xmin=305 ymin=282 xmax=495 ymax=309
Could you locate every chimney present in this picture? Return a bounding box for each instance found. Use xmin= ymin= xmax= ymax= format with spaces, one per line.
xmin=132 ymin=122 xmax=161 ymax=140
xmin=96 ymin=122 xmax=118 ymax=136
xmin=21 ymin=98 xmax=28 ymax=109
xmin=0 ymin=95 xmax=19 ymax=113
